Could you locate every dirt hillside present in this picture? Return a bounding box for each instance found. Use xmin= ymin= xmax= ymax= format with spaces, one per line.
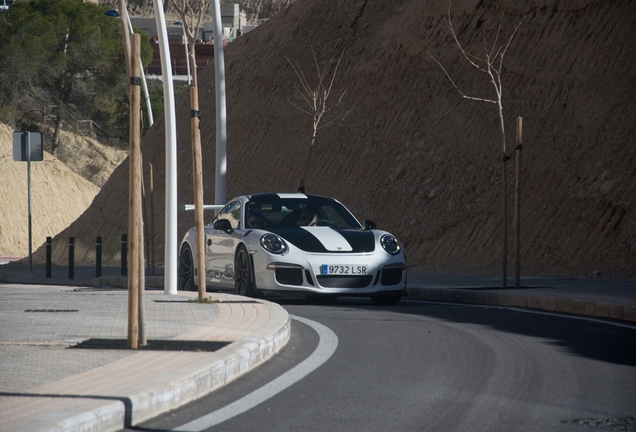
xmin=55 ymin=131 xmax=127 ymax=188
xmin=36 ymin=0 xmax=636 ymax=278
xmin=0 ymin=123 xmax=102 ymax=257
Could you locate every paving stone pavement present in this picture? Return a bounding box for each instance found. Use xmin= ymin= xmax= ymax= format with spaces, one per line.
xmin=0 ymin=286 xmax=220 ymax=394
xmin=0 ymin=270 xmax=291 ymax=432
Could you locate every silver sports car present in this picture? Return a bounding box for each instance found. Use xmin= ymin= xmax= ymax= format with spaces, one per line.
xmin=178 ymin=193 xmax=407 ymax=304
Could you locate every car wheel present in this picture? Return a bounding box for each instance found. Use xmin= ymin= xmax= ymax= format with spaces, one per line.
xmin=234 ymin=246 xmax=256 ymax=297
xmin=370 ymin=292 xmax=402 ymax=305
xmin=179 ymin=243 xmax=195 ymax=291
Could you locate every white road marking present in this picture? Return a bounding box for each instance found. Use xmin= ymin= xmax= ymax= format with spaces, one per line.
xmin=172 ymin=315 xmax=338 ymax=431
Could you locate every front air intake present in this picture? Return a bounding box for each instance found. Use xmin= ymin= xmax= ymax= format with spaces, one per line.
xmin=275 ymin=268 xmax=303 ymax=285
xmin=316 ymin=275 xmax=373 ymax=288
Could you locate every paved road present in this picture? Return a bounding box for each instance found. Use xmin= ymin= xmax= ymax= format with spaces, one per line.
xmin=1 ymin=264 xmax=635 ymax=431
xmin=133 ymin=298 xmax=636 ymax=432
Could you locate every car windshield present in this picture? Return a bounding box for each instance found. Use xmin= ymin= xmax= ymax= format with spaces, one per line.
xmin=246 ymin=197 xmax=362 ymax=229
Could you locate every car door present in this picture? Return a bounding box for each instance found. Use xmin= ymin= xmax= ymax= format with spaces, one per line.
xmin=208 ymin=200 xmax=242 ymax=288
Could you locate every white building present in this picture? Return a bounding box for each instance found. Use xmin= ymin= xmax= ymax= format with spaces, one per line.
xmin=203 ymin=3 xmax=247 ymax=41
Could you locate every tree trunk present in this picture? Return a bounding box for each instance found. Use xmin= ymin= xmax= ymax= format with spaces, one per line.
xmin=189 ymin=42 xmax=198 ymax=89
xmin=127 ymin=34 xmax=142 ymax=349
xmin=300 ymin=129 xmax=317 ymax=192
xmin=191 ymin=88 xmax=206 ymax=300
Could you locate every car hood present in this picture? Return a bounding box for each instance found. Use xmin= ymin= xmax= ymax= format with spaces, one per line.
xmin=268 ymin=227 xmax=376 ymax=253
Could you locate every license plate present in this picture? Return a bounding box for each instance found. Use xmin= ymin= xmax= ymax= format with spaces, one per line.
xmin=321 ymin=264 xmax=367 ymax=275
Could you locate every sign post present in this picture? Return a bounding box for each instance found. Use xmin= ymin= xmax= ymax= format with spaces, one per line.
xmin=13 ymin=131 xmax=43 ymax=271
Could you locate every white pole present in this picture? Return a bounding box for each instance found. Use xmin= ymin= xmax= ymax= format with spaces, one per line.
xmin=211 ymin=0 xmax=227 ymax=208
xmin=124 ymin=10 xmax=154 ymax=126
xmin=152 ymin=0 xmax=178 ymax=295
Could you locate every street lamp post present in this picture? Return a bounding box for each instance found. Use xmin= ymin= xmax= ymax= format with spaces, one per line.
xmin=151 ymin=0 xmax=178 ymax=295
xmin=211 ymin=0 xmax=226 ymax=208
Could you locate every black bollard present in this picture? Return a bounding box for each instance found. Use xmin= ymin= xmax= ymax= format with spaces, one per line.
xmin=46 ymin=237 xmax=52 ymax=278
xmin=68 ymin=237 xmax=74 ymax=280
xmin=121 ymin=234 xmax=128 ymax=276
xmin=96 ymin=236 xmax=102 ymax=278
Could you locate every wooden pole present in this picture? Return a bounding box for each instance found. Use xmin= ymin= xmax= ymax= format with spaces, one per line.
xmin=138 ymin=208 xmax=146 ymax=346
xmin=149 ymin=163 xmax=155 ymax=276
xmin=191 ymin=87 xmax=206 ymax=299
xmin=514 ymin=117 xmax=523 ymax=289
xmin=502 ymin=159 xmax=508 ymax=289
xmin=139 ymin=155 xmax=146 ymax=346
xmin=142 ymin=168 xmax=149 ymax=276
xmin=127 ymin=33 xmax=141 ymax=350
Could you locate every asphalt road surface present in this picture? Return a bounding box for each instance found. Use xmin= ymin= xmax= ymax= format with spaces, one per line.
xmin=130 ymin=299 xmax=636 ymax=432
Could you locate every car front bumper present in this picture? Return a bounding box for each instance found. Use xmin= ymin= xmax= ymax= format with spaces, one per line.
xmin=250 ymin=249 xmax=406 ymax=295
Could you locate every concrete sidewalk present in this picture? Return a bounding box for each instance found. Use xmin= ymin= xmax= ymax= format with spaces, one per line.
xmin=1 ymin=263 xmax=635 ymax=432
xmin=0 ymin=264 xmax=291 ymax=432
xmin=407 ymin=272 xmax=636 ymax=323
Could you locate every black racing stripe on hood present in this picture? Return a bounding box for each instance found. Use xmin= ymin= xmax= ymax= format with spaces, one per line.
xmin=268 ymin=228 xmax=375 ymax=253
xmin=338 ymin=229 xmax=376 ymax=252
xmin=268 ymin=228 xmax=328 ymax=253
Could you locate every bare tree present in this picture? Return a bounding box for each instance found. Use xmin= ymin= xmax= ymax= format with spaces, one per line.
xmin=168 ymin=0 xmax=210 ymax=89
xmin=169 ymin=0 xmax=210 ymax=300
xmin=429 ymin=4 xmax=524 ymax=289
xmin=286 ymin=48 xmax=351 ymax=193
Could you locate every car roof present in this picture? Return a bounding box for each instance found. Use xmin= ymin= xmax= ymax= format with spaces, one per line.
xmin=245 ymin=193 xmax=337 ymax=203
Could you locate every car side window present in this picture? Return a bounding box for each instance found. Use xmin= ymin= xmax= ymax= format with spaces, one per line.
xmin=215 ymin=201 xmax=241 ymax=229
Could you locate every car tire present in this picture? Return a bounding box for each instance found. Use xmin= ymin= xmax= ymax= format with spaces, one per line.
xmin=179 ymin=243 xmax=196 ymax=291
xmin=234 ymin=245 xmax=256 ymax=297
xmin=370 ymin=292 xmax=402 ymax=305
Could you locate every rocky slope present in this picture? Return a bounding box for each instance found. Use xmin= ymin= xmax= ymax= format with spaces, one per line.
xmin=37 ymin=0 xmax=636 ymax=278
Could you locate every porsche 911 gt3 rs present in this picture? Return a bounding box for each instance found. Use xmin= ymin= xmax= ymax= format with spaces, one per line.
xmin=178 ymin=193 xmax=407 ymax=304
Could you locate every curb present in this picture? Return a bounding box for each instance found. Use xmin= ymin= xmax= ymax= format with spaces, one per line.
xmin=407 ymin=287 xmax=636 ymax=324
xmin=5 ymin=296 xmax=291 ymax=432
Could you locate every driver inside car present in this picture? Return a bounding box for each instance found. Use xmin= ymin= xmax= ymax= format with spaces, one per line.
xmin=248 ymin=212 xmax=264 ymax=228
xmin=299 ymin=208 xmax=318 ymax=226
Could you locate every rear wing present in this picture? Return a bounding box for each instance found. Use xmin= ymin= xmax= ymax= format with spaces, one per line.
xmin=183 ymin=204 xmax=225 ymax=212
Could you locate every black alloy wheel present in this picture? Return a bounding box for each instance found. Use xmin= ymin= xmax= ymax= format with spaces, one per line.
xmin=179 ymin=244 xmax=195 ymax=291
xmin=234 ymin=246 xmax=256 ymax=297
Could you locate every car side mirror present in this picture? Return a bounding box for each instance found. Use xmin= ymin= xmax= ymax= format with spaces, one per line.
xmin=213 ymin=218 xmax=234 ymax=234
xmin=364 ymin=220 xmax=377 ymax=230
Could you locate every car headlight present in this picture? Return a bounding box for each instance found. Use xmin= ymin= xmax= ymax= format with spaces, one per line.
xmin=380 ymin=234 xmax=401 ymax=255
xmin=260 ymin=233 xmax=288 ymax=255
